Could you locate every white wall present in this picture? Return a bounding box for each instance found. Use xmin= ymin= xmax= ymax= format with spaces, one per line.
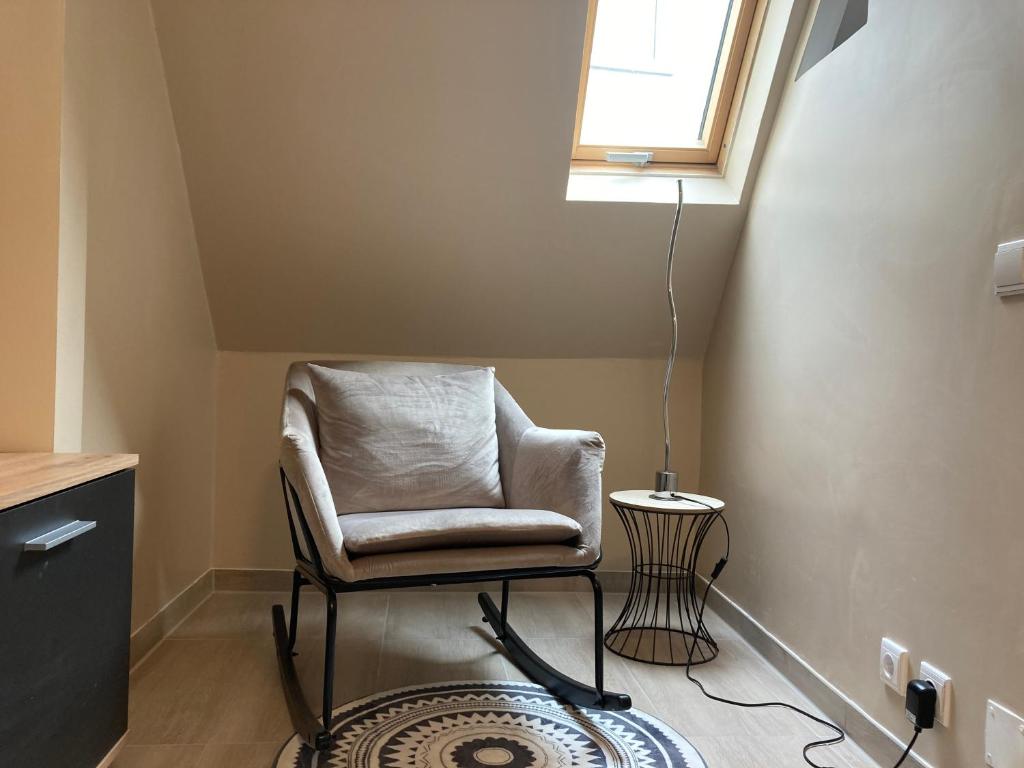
xmin=64 ymin=0 xmax=219 ymax=631
xmin=702 ymin=1 xmax=1024 ymax=764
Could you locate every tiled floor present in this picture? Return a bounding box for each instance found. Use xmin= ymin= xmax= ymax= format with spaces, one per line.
xmin=113 ymin=590 xmax=881 ymax=767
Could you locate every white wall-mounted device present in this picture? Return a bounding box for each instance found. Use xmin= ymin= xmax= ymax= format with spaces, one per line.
xmin=994 ymin=239 xmax=1024 ymax=297
xmin=985 ymin=700 xmax=1024 ymax=768
xmin=880 ymin=637 xmax=909 ymax=693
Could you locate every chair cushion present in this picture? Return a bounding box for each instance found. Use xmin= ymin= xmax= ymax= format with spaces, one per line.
xmin=346 ymin=544 xmax=596 ymax=582
xmin=308 ymin=365 xmax=504 ymax=515
xmin=338 ymin=508 xmax=582 ymax=557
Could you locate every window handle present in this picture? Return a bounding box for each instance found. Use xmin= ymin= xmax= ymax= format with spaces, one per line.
xmin=605 ymin=151 xmax=654 ymax=166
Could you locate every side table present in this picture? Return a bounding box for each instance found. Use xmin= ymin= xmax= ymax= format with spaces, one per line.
xmin=605 ymin=489 xmax=726 ymax=666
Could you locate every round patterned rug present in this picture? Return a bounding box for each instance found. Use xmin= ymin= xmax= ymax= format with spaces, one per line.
xmin=274 ymin=681 xmax=706 ymax=768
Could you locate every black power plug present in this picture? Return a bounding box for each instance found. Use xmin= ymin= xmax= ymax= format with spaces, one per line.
xmin=905 ymin=679 xmax=937 ymax=730
xmin=890 ymin=681 xmax=936 ymax=767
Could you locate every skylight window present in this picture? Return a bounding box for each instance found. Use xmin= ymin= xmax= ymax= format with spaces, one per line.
xmin=572 ymin=0 xmax=760 ymax=169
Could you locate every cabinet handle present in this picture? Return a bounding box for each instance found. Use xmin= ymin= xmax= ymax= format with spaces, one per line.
xmin=23 ymin=520 xmax=97 ymax=551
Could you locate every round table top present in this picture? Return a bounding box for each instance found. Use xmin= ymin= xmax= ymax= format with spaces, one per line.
xmin=609 ymin=489 xmax=725 ymax=514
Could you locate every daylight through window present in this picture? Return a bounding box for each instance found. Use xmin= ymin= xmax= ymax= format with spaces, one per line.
xmin=573 ymin=0 xmax=760 ymax=168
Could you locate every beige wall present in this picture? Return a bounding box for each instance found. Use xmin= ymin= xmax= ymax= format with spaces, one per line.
xmin=149 ymin=0 xmax=745 ymax=360
xmin=0 ymin=1 xmax=64 ymax=451
xmin=63 ymin=0 xmax=218 ymax=631
xmin=214 ymin=352 xmax=701 ymax=573
xmin=54 ymin=0 xmax=86 ymax=453
xmin=702 ymin=1 xmax=1024 ymax=765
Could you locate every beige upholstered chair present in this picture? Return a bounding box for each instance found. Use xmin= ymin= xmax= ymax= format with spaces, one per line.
xmin=273 ymin=361 xmax=630 ymax=751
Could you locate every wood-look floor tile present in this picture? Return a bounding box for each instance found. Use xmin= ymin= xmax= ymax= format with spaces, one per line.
xmin=385 ymin=589 xmax=595 ymax=641
xmin=196 ymin=742 xmax=284 ymax=767
xmin=172 ymin=590 xmax=387 ymax=641
xmin=294 ymin=623 xmax=384 ymax=707
xmin=127 ymin=637 xmax=292 ymax=745
xmin=375 ymin=632 xmax=508 ymax=691
xmin=122 ymin=589 xmax=880 ymax=767
xmin=688 ymin=733 xmax=870 ymax=767
xmin=112 ymin=744 xmax=204 ymax=768
xmin=128 ymin=638 xmax=235 ymax=745
xmin=204 ymin=639 xmax=295 ymax=744
xmin=625 ymin=647 xmax=830 ymax=741
xmin=497 ymin=591 xmax=596 ymax=639
xmin=385 ymin=591 xmax=492 ymax=640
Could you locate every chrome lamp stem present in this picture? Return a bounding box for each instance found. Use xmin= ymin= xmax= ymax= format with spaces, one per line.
xmin=654 ymin=179 xmax=684 ymax=499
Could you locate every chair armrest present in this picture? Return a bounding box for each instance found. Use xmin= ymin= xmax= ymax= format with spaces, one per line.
xmin=507 ymin=427 xmax=605 ymax=560
xmin=280 ymin=430 xmax=353 ymax=580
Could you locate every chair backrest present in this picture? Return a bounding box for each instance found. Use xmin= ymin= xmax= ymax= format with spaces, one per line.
xmin=281 ymin=360 xmax=535 ymax=500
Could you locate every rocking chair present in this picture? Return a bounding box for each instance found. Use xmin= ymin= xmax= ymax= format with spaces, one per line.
xmin=272 ymin=361 xmax=631 ymax=751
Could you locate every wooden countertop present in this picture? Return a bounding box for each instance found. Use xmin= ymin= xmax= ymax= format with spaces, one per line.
xmin=0 ymin=453 xmax=139 ymax=510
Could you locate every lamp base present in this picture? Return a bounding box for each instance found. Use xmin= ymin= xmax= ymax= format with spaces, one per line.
xmin=652 ymin=471 xmax=678 ymax=499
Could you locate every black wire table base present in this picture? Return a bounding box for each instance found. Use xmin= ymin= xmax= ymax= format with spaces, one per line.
xmin=605 ymin=499 xmax=720 ymax=666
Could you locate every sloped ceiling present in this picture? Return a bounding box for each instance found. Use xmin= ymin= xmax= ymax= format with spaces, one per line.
xmin=151 ymin=0 xmax=744 ymax=358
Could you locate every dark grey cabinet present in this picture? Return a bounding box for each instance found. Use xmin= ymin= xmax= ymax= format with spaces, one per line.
xmin=0 ymin=469 xmax=135 ymax=768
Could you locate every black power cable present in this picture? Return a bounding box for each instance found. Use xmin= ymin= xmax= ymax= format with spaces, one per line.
xmin=892 ymin=727 xmax=921 ymax=767
xmin=667 ymin=493 xmax=923 ymax=768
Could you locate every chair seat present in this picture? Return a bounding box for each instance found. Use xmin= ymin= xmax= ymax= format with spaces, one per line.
xmin=337 ymin=507 xmax=583 ymax=557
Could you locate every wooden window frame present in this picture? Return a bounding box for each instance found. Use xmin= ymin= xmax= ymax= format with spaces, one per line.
xmin=571 ymin=0 xmax=763 ymax=172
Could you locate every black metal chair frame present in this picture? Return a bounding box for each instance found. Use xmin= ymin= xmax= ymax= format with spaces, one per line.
xmin=272 ymin=468 xmax=632 ymax=752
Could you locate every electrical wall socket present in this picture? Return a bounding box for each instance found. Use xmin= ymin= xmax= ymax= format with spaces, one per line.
xmin=920 ymin=661 xmax=952 ymax=727
xmin=880 ymin=638 xmax=909 ymax=693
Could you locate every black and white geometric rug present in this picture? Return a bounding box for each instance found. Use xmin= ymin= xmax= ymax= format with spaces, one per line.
xmin=274 ymin=681 xmax=706 ymax=767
